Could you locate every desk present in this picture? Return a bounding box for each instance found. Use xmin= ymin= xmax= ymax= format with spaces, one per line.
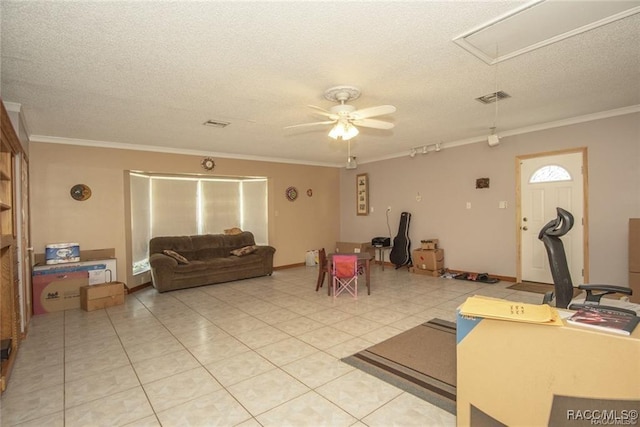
xmin=373 ymin=245 xmax=392 ymax=270
xmin=328 ymin=252 xmax=372 ymax=295
xmin=457 ymin=310 xmax=640 ymax=426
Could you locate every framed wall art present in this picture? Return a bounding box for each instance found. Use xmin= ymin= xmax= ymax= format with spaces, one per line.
xmin=356 ymin=173 xmax=369 ymax=216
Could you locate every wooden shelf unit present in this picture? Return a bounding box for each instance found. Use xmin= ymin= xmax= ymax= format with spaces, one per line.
xmin=0 ymin=100 xmax=22 ymax=392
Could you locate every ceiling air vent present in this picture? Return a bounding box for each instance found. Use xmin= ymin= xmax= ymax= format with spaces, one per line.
xmin=475 ymin=91 xmax=511 ymax=105
xmin=203 ymin=119 xmax=231 ymax=128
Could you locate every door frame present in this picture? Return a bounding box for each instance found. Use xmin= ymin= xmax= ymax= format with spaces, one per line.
xmin=515 ymin=147 xmax=590 ymax=284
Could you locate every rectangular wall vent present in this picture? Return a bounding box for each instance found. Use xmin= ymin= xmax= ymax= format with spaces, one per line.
xmin=475 ymin=91 xmax=511 ymax=104
xmin=203 ymin=120 xmax=231 ymax=128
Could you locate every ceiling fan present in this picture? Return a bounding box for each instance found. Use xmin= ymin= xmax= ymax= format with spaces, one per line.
xmin=285 ymin=85 xmax=396 ymax=141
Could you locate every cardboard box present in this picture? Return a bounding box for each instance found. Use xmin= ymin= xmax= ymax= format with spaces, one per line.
xmin=630 ymin=219 xmax=640 ymax=272
xmin=420 ymin=239 xmax=439 ymax=250
xmin=456 ymin=307 xmax=640 ymax=426
xmin=32 ymin=271 xmax=88 ymax=314
xmin=80 ymin=282 xmax=125 ymax=311
xmin=34 ymin=260 xmax=116 ymax=285
xmin=409 ymin=267 xmax=442 ymax=277
xmin=335 ymin=242 xmax=375 ymax=258
xmin=45 ymin=243 xmax=80 ymax=264
xmin=412 ymin=249 xmax=444 ymax=271
xmin=629 ymin=272 xmax=640 ymax=303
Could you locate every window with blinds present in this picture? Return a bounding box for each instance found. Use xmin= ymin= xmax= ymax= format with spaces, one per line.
xmin=129 ymin=172 xmax=268 ymax=275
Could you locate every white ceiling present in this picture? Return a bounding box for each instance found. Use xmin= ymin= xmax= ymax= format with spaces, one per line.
xmin=1 ymin=1 xmax=639 ymax=167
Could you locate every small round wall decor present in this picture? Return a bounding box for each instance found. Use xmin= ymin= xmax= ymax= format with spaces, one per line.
xmin=201 ymin=157 xmax=216 ymax=171
xmin=70 ymin=184 xmax=92 ymax=201
xmin=285 ymin=186 xmax=298 ymax=201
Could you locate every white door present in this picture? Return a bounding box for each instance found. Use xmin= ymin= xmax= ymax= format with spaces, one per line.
xmin=519 ymin=152 xmax=584 ymax=285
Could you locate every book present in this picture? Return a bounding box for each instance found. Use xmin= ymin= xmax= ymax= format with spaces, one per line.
xmin=566 ymin=306 xmax=640 ymax=335
xmin=459 ymin=295 xmax=562 ymax=326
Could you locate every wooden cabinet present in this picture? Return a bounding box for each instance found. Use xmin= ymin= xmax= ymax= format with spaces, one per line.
xmin=0 ymin=100 xmax=23 ymax=392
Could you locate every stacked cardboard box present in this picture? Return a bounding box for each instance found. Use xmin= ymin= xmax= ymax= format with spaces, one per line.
xmin=32 ymin=271 xmax=89 ymax=315
xmin=32 ymin=248 xmax=118 ymax=314
xmin=629 ymin=219 xmax=640 ymax=303
xmin=411 ymin=246 xmax=445 ymax=277
xmin=420 ymin=239 xmax=439 ymax=250
xmin=80 ymin=282 xmax=126 ymax=311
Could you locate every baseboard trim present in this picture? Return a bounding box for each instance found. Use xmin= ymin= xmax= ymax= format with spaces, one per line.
xmin=126 ymin=282 xmax=152 ymax=294
xmin=273 ymin=262 xmax=305 ymax=270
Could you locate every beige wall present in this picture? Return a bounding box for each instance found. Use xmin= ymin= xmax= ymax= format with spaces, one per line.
xmin=28 ymin=112 xmax=640 ymax=289
xmin=29 ymin=143 xmax=341 ymax=286
xmin=340 ymin=113 xmax=640 ymax=285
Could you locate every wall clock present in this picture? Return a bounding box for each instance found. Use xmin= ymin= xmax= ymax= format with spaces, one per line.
xmin=201 ymin=157 xmax=216 ymax=171
xmin=285 ymin=186 xmax=298 ymax=201
xmin=70 ymin=184 xmax=92 ymax=201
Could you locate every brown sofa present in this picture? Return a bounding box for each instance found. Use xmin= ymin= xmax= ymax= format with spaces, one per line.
xmin=149 ymin=232 xmax=276 ymax=293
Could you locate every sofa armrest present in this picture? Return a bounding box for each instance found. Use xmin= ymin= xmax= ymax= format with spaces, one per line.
xmin=253 ymin=245 xmax=276 ymax=274
xmin=149 ymin=253 xmax=177 ymax=291
xmin=254 ymin=245 xmax=275 ymax=254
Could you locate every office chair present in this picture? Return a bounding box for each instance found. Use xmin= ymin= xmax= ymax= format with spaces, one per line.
xmin=538 ymin=207 xmax=637 ymax=315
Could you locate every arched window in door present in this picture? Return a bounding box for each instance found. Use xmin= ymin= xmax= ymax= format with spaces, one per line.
xmin=529 ymin=164 xmax=572 ymax=183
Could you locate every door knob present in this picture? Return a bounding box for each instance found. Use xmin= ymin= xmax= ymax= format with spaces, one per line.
xmin=522 ymin=226 xmax=528 ymax=231
xmin=523 ymin=217 xmax=528 ymax=222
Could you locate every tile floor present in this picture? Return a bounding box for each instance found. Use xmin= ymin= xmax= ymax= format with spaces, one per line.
xmin=0 ymin=265 xmax=543 ymax=426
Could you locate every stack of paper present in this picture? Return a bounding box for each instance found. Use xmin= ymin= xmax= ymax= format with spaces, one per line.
xmin=459 ymin=295 xmax=563 ymax=326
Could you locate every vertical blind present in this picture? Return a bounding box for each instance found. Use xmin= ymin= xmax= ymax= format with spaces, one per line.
xmin=129 ymin=172 xmax=268 ymax=275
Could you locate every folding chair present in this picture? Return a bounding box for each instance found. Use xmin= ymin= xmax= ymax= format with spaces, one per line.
xmin=332 ymin=254 xmax=358 ymax=300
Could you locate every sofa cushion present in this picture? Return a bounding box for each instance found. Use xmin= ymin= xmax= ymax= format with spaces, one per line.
xmin=230 ymin=245 xmax=257 ymax=257
xmin=163 ymin=249 xmax=189 ymax=264
xmin=174 ymin=260 xmax=209 ymax=272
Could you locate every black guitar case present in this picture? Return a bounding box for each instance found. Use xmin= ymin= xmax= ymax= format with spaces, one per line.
xmin=389 ymin=212 xmax=412 ymax=268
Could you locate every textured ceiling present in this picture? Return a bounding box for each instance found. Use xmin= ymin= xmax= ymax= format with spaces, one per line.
xmin=1 ymin=1 xmax=639 ymax=167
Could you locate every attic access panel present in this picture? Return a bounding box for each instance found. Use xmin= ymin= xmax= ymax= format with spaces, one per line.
xmin=453 ymin=0 xmax=640 ymax=64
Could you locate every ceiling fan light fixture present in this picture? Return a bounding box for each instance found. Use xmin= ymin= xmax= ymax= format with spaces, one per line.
xmin=328 ymin=121 xmax=359 ymax=140
xmin=344 ymin=123 xmax=359 ymax=140
xmin=286 ymin=85 xmax=395 ymax=139
xmin=328 ymin=123 xmax=343 ymax=139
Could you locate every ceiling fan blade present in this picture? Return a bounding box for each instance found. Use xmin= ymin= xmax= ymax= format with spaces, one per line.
xmin=352 ymin=118 xmax=394 ymax=130
xmin=284 ymin=120 xmax=335 ymax=130
xmin=307 ymin=105 xmax=339 ymax=120
xmin=351 ymin=105 xmax=397 ymax=119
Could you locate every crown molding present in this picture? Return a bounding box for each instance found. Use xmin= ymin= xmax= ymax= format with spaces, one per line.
xmin=360 ymin=105 xmax=640 ymax=165
xmin=26 ymin=104 xmax=640 ymax=168
xmin=27 ymin=135 xmax=342 ymax=168
xmin=2 ymin=101 xmax=31 ymax=137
